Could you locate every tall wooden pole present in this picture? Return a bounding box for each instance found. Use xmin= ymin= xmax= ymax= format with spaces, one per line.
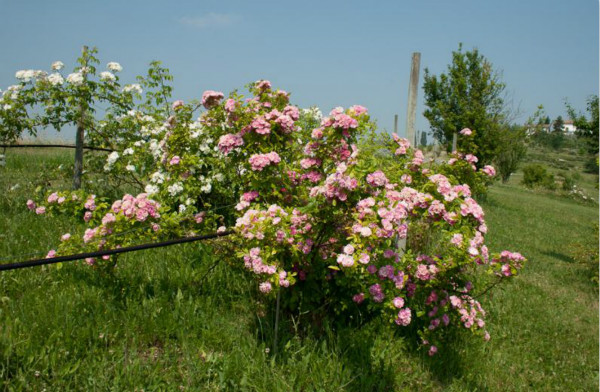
xmin=73 ymin=46 xmax=88 ymax=190
xmin=405 ymin=52 xmax=421 ymax=146
xmin=394 ymin=114 xmax=398 ymax=134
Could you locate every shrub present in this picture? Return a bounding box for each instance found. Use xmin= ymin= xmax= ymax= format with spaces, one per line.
xmin=522 ymin=164 xmax=556 ymax=190
xmin=25 ymin=80 xmax=525 ymax=355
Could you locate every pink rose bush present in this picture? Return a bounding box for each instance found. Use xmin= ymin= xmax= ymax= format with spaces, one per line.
xmin=27 ymin=80 xmax=525 ymax=354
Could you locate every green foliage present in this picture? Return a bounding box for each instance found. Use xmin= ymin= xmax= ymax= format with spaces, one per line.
xmin=521 ymin=164 xmax=556 ymax=190
xmin=494 ymin=124 xmax=528 ymax=183
xmin=567 ymin=95 xmax=599 ymax=155
xmin=0 ymin=149 xmax=598 ymax=391
xmin=423 ymin=44 xmax=507 ymax=165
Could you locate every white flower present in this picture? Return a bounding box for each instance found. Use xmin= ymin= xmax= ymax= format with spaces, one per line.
xmin=80 ymin=66 xmax=91 ymax=74
xmin=123 ymin=84 xmax=142 ymax=94
xmin=127 ymin=110 xmax=137 ymax=117
xmin=168 ymin=182 xmax=184 ymax=196
xmin=213 ymin=173 xmax=224 ymax=182
xmin=142 ymin=115 xmax=154 ymax=122
xmin=51 ymin=61 xmax=64 ymax=70
xmin=200 ymin=183 xmax=212 ymax=193
xmin=126 ymin=164 xmax=136 ymax=172
xmin=15 ymin=70 xmax=35 ymax=82
xmin=3 ymin=104 xmax=12 ymax=110
xmin=151 ymin=171 xmax=165 ymax=184
xmin=133 ymin=141 xmax=143 ymax=147
xmin=66 ymin=72 xmax=84 ymax=85
xmin=179 ymin=204 xmax=187 ymax=213
xmin=106 ymin=151 xmax=119 ymax=166
xmin=145 ymin=184 xmax=159 ymax=194
xmin=99 ymin=71 xmax=115 ymax=82
xmin=123 ymin=148 xmax=134 ymax=155
xmin=107 ymin=62 xmax=123 ymax=72
xmin=185 ymin=198 xmax=194 ymax=205
xmin=47 ymin=73 xmax=64 ymax=86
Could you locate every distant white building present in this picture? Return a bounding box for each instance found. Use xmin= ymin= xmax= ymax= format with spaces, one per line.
xmin=562 ymin=120 xmax=577 ymax=135
xmin=524 ymin=120 xmax=577 ymax=135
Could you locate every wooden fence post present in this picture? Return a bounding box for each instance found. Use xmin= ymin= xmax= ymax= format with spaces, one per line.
xmin=72 ymin=45 xmax=88 ymax=190
xmin=405 ymin=52 xmax=421 ymax=146
xmin=452 ymin=132 xmax=458 ymax=152
xmin=394 ymin=114 xmax=398 ymax=134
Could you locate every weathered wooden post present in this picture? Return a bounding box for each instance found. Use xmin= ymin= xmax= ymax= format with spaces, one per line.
xmin=405 ymin=52 xmax=421 ymax=146
xmin=72 ymin=45 xmax=88 ymax=190
xmin=394 ymin=114 xmax=398 ymax=134
xmin=398 ymin=52 xmax=421 ymax=256
xmin=452 ymin=132 xmax=458 ymax=152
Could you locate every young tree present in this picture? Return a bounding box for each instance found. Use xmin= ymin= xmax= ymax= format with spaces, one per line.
xmin=553 ymin=116 xmax=564 ymax=133
xmin=566 ymin=95 xmax=599 ymax=172
xmin=419 ymin=130 xmax=427 ymax=147
xmin=494 ymin=124 xmax=528 ymax=183
xmin=567 ymin=95 xmax=599 ymax=155
xmin=423 ymin=44 xmax=507 ymax=166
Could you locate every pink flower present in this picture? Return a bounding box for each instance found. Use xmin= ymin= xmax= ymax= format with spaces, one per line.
xmin=451 ymin=233 xmax=463 ymax=246
xmin=249 ymin=152 xmax=280 ymax=171
xmin=152 ymin=224 xmax=160 ymax=232
xmin=224 ymin=98 xmax=236 ymax=113
xmin=47 ymin=193 xmax=59 ymax=203
xmin=311 ymin=128 xmax=324 ymax=139
xmin=482 ymin=165 xmax=496 ymax=176
xmin=360 ymin=227 xmax=372 ymax=237
xmin=343 ymin=244 xmax=355 ymax=255
xmin=217 ymin=226 xmax=227 ymax=234
xmin=460 ymin=128 xmax=472 ymax=136
xmin=85 ymin=257 xmax=95 ymax=266
xmin=169 ymin=156 xmax=180 ymax=165
xmin=349 ymin=105 xmax=368 ymax=115
xmin=201 ymin=90 xmax=224 ymax=109
xmin=218 ymin=133 xmax=244 ymax=155
xmin=358 ymin=253 xmax=370 ymax=264
xmin=61 ymin=233 xmax=71 ymax=241
xmin=259 ymin=281 xmax=272 ymax=293
xmin=46 ymin=249 xmax=56 ymax=259
xmin=337 ymin=253 xmax=354 ymax=267
xmin=428 ymin=345 xmax=438 ymax=356
xmin=395 ymin=308 xmax=412 ymax=326
xmin=26 ymin=200 xmax=36 ymax=210
xmin=35 ymin=207 xmax=46 ymax=215
xmin=352 ymin=293 xmax=365 ymax=304
xmin=366 ymin=170 xmax=388 ymax=187
xmin=194 ymin=212 xmax=206 ymax=224
xmin=84 ymin=211 xmax=92 ymax=222
xmin=102 ymin=213 xmax=116 ymax=225
xmin=251 ymin=116 xmax=271 ymax=135
xmin=255 ymin=80 xmax=271 ymax=91
xmin=392 ymin=297 xmax=405 ymax=308
xmin=465 ymin=154 xmax=478 ymax=164
xmin=172 ymin=100 xmax=184 ymax=110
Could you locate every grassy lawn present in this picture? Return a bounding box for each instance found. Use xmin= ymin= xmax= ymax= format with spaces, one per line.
xmin=0 ymin=148 xmax=597 ymax=391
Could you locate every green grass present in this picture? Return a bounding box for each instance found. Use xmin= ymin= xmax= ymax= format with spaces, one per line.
xmin=0 ymin=149 xmax=598 ymax=391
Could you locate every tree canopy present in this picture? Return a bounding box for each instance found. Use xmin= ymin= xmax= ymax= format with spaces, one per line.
xmin=423 ymin=44 xmax=507 ymax=165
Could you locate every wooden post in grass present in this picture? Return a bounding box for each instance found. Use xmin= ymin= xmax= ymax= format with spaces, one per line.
xmin=452 ymin=132 xmax=457 ymax=152
xmin=398 ymin=52 xmax=421 ymax=256
xmin=405 ymin=52 xmax=421 ymax=146
xmin=72 ymin=46 xmax=88 ymax=190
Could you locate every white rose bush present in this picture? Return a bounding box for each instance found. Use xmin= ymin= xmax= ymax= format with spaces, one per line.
xmin=4 ymin=50 xmax=525 ymax=355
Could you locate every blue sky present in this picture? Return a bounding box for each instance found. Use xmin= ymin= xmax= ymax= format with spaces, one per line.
xmin=0 ymin=0 xmax=597 ymax=140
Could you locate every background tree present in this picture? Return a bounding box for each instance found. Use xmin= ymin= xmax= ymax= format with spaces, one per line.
xmin=566 ymin=95 xmax=599 ymax=172
xmin=419 ymin=130 xmax=427 ymax=147
xmin=423 ymin=44 xmax=507 ymax=166
xmin=494 ymin=124 xmax=528 ymax=183
xmin=553 ymin=115 xmax=564 ymax=133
